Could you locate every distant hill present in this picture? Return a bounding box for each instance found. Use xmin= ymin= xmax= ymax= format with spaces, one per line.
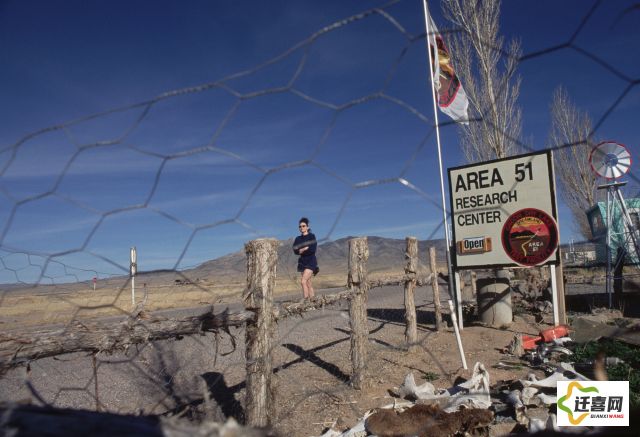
xmin=180 ymin=236 xmax=447 ymax=289
xmin=6 ymin=236 xmax=448 ymax=295
xmin=2 ymin=236 xmax=450 ymax=328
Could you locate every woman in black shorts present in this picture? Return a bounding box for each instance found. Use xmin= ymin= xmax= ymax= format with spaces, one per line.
xmin=292 ymin=217 xmax=318 ymax=299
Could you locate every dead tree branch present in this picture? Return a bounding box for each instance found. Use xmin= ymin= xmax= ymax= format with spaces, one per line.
xmin=0 ymin=309 xmax=254 ymax=373
xmin=1 ymin=275 xmax=432 ymax=373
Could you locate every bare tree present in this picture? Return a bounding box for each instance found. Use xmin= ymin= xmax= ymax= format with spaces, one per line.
xmin=441 ymin=0 xmax=523 ymax=161
xmin=548 ymin=86 xmax=599 ymax=240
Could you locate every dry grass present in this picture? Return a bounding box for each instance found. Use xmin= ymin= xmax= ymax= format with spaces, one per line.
xmin=1 ymin=283 xmax=238 ymax=329
xmin=0 ymin=268 xmax=408 ymax=330
xmin=0 ymin=273 xmax=351 ymax=329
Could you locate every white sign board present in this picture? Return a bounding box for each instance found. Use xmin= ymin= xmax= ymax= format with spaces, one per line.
xmin=448 ymin=151 xmax=559 ymax=269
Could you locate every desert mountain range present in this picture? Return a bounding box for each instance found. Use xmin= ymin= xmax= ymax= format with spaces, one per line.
xmin=168 ymin=236 xmax=448 ymax=288
xmin=5 ymin=237 xmax=446 ymax=294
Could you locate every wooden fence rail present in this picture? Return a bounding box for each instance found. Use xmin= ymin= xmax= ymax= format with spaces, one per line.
xmin=0 ymin=309 xmax=254 ymax=373
xmin=0 ymin=275 xmax=433 ymax=372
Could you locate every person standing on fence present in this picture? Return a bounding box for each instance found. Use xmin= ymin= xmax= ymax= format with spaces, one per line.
xmin=293 ymin=217 xmax=319 ymax=300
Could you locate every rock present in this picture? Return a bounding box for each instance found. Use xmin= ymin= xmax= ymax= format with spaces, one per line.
xmin=488 ymin=421 xmax=517 ymax=437
xmin=506 ymin=334 xmax=524 ymax=356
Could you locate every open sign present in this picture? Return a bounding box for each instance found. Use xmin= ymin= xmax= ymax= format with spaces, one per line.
xmin=457 ymin=236 xmax=492 ymax=255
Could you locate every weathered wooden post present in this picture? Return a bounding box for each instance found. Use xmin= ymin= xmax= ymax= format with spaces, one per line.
xmin=244 ymin=238 xmax=279 ymax=427
xmin=348 ymin=237 xmax=369 ymax=389
xmin=470 ymin=271 xmax=477 ymax=296
xmin=429 ymin=247 xmax=443 ymax=331
xmin=404 ymin=237 xmax=418 ymax=352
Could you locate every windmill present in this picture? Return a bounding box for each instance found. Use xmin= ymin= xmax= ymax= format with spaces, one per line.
xmin=588 ymin=141 xmax=639 ymax=307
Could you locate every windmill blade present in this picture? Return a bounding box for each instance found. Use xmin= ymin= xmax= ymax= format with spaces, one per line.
xmin=589 ymin=141 xmax=632 ymax=180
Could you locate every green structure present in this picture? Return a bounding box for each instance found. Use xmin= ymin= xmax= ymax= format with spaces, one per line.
xmin=587 ymin=198 xmax=640 ymax=264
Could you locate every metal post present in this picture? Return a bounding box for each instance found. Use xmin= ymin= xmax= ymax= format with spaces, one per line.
xmin=130 ymin=246 xmax=137 ymax=307
xmin=550 ymin=264 xmax=560 ymax=326
xmin=606 ymin=188 xmax=612 ymax=308
xmin=421 ymin=1 xmax=460 ymax=329
xmin=615 ymin=188 xmax=640 ymax=258
xmin=448 ymin=300 xmax=467 ymax=370
xmin=454 ymin=271 xmax=463 ymax=330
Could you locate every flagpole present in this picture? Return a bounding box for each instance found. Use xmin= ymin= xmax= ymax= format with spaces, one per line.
xmin=421 ymin=0 xmax=462 ymax=331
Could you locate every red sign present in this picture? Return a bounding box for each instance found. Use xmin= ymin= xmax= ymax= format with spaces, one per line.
xmin=501 ymin=208 xmax=558 ymax=266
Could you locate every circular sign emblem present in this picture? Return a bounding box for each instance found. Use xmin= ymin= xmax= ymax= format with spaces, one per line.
xmin=501 ymin=208 xmax=558 ymax=266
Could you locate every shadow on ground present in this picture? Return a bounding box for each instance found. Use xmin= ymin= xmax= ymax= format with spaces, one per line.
xmin=201 ymin=372 xmax=245 ymax=423
xmin=565 ymin=291 xmax=640 ymax=317
xmin=367 ymin=308 xmax=448 ymax=330
xmin=281 ymin=342 xmax=350 ymax=383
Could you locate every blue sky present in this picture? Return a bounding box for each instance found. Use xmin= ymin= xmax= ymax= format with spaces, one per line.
xmin=1 ymin=0 xmax=639 ymax=284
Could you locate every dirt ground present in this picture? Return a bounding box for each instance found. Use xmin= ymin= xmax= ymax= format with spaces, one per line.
xmin=1 ymin=283 xmax=636 ymax=436
xmin=266 ymin=295 xmax=551 ymax=436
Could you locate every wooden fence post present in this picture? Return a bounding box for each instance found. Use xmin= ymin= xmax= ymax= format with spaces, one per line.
xmin=429 ymin=247 xmax=443 ymax=331
xmin=348 ymin=237 xmax=369 ymax=389
xmin=244 ymin=238 xmax=279 ymax=427
xmin=404 ymin=237 xmax=418 ymax=352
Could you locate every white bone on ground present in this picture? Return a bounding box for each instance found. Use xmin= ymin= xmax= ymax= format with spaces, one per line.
xmin=521 ymin=363 xmax=590 ymax=388
xmin=394 ymin=372 xmax=436 ymax=399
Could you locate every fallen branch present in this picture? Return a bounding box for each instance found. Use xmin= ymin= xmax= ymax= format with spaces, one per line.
xmin=368 ymin=274 xmax=433 ymax=289
xmin=0 ymin=308 xmax=254 ymax=372
xmin=277 ymin=273 xmax=434 ymax=317
xmin=275 ymin=288 xmax=353 ymax=318
xmin=1 ymin=274 xmax=435 ymax=371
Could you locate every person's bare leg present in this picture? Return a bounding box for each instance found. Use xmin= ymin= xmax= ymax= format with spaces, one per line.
xmin=301 ymin=274 xmax=309 ymax=299
xmin=302 ymin=269 xmax=314 ymax=299
xmin=307 ymin=271 xmax=315 ymax=298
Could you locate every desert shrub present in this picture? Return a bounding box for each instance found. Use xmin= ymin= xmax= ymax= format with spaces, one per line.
xmin=564 ymin=339 xmax=640 ymax=408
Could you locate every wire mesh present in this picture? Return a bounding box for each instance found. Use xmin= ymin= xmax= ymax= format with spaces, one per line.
xmin=1 ymin=0 xmax=639 ymax=435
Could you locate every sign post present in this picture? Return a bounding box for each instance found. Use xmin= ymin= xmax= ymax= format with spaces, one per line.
xmin=130 ymin=247 xmax=137 ymax=307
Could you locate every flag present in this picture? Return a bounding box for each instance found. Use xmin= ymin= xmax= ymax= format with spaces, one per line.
xmin=426 ymin=12 xmax=469 ymax=124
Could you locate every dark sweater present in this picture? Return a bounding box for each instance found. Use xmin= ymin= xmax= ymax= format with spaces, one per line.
xmin=292 ymin=232 xmax=318 ymax=271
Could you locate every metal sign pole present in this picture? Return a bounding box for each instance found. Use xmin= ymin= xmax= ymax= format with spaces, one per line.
xmin=448 ymin=300 xmax=467 ymax=370
xmin=454 ymin=271 xmax=463 ymax=330
xmin=606 ymin=188 xmax=612 ymax=308
xmin=550 ymin=264 xmax=560 ymax=326
xmin=421 ymin=0 xmax=461 ymax=330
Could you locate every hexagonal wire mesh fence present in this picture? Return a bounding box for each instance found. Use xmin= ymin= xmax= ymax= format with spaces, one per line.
xmin=0 ymin=0 xmax=639 ymax=435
